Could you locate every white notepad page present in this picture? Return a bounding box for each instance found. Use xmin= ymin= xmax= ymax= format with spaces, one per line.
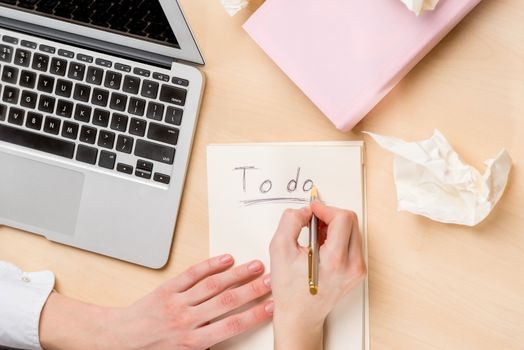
xmin=207 ymin=142 xmax=368 ymax=350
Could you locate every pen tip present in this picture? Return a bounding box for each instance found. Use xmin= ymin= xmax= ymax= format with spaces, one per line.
xmin=310 ymin=185 xmax=318 ymax=200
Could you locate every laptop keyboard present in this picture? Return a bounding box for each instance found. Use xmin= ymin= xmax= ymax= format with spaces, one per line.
xmin=0 ymin=0 xmax=179 ymax=47
xmin=0 ymin=30 xmax=191 ymax=185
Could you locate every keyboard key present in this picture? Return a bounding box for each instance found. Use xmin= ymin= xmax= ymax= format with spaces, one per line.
xmin=172 ymin=77 xmax=189 ymax=87
xmin=50 ymin=57 xmax=67 ymax=76
xmin=79 ymin=125 xmax=97 ymax=144
xmin=0 ymin=45 xmax=13 ymax=62
xmin=129 ymin=117 xmax=146 ymax=137
xmin=86 ymin=66 xmax=103 ymax=85
xmin=14 ymin=49 xmax=31 ymax=67
xmin=20 ymin=90 xmax=37 ymax=109
xmin=2 ymin=86 xmax=19 ymax=104
xmin=19 ymin=70 xmax=37 ymax=88
xmin=56 ymin=99 xmax=74 ymax=118
xmin=3 ymin=38 xmax=18 ymax=49
xmin=39 ymin=44 xmax=56 ymax=54
xmin=95 ymin=58 xmax=112 ymax=68
xmin=117 ymin=163 xmax=133 ymax=174
xmin=8 ymin=107 xmax=25 ymax=125
xmin=68 ymin=62 xmax=86 ymax=81
xmin=93 ymin=109 xmax=110 ymax=127
xmin=165 ymin=107 xmax=183 ymax=126
xmin=76 ymin=145 xmax=98 ymax=164
xmin=2 ymin=36 xmax=18 ymax=44
xmin=62 ymin=121 xmax=79 ymax=139
xmin=58 ymin=49 xmax=74 ymax=58
xmin=38 ymin=95 xmax=55 ymax=113
xmin=25 ymin=112 xmax=43 ymax=130
xmin=141 ymin=80 xmax=159 ymax=99
xmin=0 ymin=123 xmax=74 ymax=159
xmin=147 ymin=122 xmax=179 ymax=146
xmin=146 ymin=102 xmax=164 ymax=120
xmin=109 ymin=92 xmax=127 ymax=111
xmin=0 ymin=104 xmax=6 ymax=121
xmin=77 ymin=53 xmax=93 ymax=63
xmin=21 ymin=40 xmax=37 ymax=49
xmin=122 ymin=75 xmax=140 ymax=94
xmin=133 ymin=67 xmax=150 ymax=77
xmin=135 ymin=169 xmax=151 ymax=180
xmin=110 ymin=113 xmax=128 ymax=132
xmin=134 ymin=139 xmax=175 ymax=165
xmin=159 ymin=85 xmax=187 ymax=106
xmin=37 ymin=75 xmax=55 ymax=93
xmin=32 ymin=53 xmax=49 ymax=72
xmin=98 ymin=150 xmax=116 ymax=169
xmin=73 ymin=83 xmax=91 ymax=102
xmin=153 ymin=72 xmax=169 ymax=82
xmin=98 ymin=130 xmax=115 ymax=149
xmin=74 ymin=104 xmax=92 ymax=123
xmin=2 ymin=66 xmax=19 ymax=84
xmin=55 ymin=79 xmax=73 ymax=97
xmin=43 ymin=116 xmax=61 ymax=135
xmin=136 ymin=159 xmax=153 ymax=172
xmin=89 ymin=88 xmax=108 ymax=107
xmin=104 ymin=71 xmax=122 ymax=90
xmin=128 ymin=97 xmax=146 ymax=116
xmin=115 ymin=63 xmax=131 ymax=73
xmin=154 ymin=173 xmax=170 ymax=184
xmin=116 ymin=134 xmax=134 ymax=154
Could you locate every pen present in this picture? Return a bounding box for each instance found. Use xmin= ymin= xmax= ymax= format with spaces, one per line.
xmin=308 ymin=186 xmax=319 ymax=295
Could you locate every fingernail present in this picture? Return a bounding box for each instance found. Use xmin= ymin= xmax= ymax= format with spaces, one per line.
xmin=263 ymin=275 xmax=271 ymax=287
xmin=248 ymin=261 xmax=263 ymax=273
xmin=265 ymin=301 xmax=274 ymax=314
xmin=219 ymin=254 xmax=233 ymax=264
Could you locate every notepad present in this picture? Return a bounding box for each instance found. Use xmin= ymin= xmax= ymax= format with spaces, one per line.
xmin=207 ymin=142 xmax=368 ymax=350
xmin=244 ymin=0 xmax=482 ymax=131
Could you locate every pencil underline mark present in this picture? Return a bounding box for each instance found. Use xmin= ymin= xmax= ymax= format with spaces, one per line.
xmin=240 ymin=197 xmax=309 ymax=207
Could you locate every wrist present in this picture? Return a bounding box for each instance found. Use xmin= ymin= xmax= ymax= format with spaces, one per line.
xmin=273 ymin=312 xmax=324 ymax=350
xmin=40 ymin=291 xmax=119 ymax=350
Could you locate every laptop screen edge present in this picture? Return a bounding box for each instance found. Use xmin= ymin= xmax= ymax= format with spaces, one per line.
xmin=0 ymin=0 xmax=204 ymax=66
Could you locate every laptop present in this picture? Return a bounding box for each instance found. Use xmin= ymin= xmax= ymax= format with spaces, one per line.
xmin=0 ymin=0 xmax=205 ymax=268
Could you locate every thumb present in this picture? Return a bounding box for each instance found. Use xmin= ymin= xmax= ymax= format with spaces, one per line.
xmin=271 ymin=207 xmax=311 ymax=250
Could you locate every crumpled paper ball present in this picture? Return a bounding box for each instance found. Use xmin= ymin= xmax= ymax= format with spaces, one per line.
xmin=365 ymin=130 xmax=512 ymax=226
xmin=220 ymin=0 xmax=249 ymax=16
xmin=401 ymin=0 xmax=439 ymax=15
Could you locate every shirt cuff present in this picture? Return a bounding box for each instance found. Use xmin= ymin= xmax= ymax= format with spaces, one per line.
xmin=0 ymin=261 xmax=55 ymax=350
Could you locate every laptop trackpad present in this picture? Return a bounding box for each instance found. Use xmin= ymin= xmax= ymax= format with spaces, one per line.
xmin=0 ymin=152 xmax=84 ymax=236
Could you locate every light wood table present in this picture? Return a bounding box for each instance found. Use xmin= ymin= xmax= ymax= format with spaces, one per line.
xmin=1 ymin=1 xmax=523 ymax=349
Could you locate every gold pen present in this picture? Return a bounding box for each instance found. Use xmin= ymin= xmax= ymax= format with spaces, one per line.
xmin=308 ymin=186 xmax=319 ymax=295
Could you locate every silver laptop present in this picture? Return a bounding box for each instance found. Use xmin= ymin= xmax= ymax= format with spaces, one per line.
xmin=0 ymin=0 xmax=205 ymax=268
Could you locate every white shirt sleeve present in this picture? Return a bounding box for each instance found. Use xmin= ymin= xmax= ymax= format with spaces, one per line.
xmin=0 ymin=261 xmax=55 ymax=350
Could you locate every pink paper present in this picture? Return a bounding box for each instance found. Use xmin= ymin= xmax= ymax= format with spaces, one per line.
xmin=244 ymin=0 xmax=481 ymax=131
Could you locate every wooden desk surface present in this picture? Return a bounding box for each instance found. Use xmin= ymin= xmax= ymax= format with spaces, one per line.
xmin=1 ymin=1 xmax=523 ymax=349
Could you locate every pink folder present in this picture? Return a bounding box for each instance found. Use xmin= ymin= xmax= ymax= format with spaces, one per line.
xmin=244 ymin=0 xmax=482 ymax=131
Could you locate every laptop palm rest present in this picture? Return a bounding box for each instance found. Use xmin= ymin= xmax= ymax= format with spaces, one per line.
xmin=0 ymin=151 xmax=84 ymax=236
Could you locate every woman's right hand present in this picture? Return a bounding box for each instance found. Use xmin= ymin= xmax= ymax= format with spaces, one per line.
xmin=269 ymin=200 xmax=367 ymax=350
